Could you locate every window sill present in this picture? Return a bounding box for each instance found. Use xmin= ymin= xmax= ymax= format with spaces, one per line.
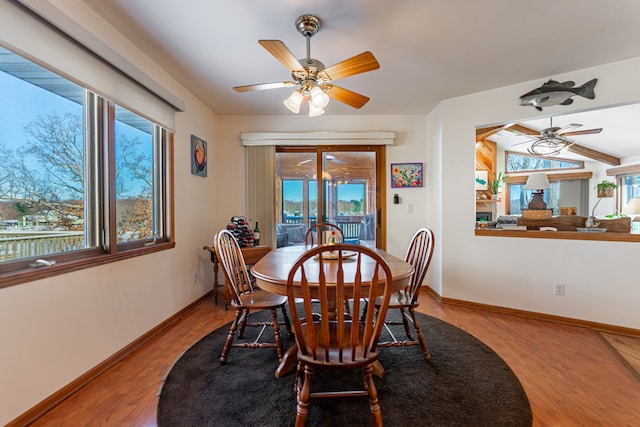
xmin=475 ymin=228 xmax=640 ymax=242
xmin=0 ymin=241 xmax=176 ymax=289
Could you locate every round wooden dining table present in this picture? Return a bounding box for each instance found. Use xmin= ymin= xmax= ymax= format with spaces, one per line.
xmin=251 ymin=244 xmax=414 ymax=378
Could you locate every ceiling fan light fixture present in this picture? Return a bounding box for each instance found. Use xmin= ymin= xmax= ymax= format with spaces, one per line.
xmin=284 ymin=90 xmax=304 ymax=113
xmin=308 ymin=103 xmax=325 ymax=117
xmin=527 ymin=136 xmax=572 ymax=156
xmin=309 ymin=86 xmax=330 ymax=109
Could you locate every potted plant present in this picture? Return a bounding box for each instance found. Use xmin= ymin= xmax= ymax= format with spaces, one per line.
xmin=489 ymin=172 xmax=507 ymax=199
xmin=595 ymin=180 xmax=617 ymax=198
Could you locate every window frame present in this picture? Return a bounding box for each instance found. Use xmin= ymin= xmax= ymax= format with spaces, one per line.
xmin=0 ymin=80 xmax=175 ymax=289
xmin=505 ymin=150 xmax=584 ymax=173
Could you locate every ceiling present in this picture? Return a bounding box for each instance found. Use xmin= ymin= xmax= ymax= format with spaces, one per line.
xmin=79 ymin=0 xmax=640 ymax=161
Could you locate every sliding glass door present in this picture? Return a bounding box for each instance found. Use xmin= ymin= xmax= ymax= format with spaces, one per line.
xmin=275 ymin=146 xmax=385 ymax=248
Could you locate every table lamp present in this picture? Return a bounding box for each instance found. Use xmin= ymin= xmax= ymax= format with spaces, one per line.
xmin=622 ymin=197 xmax=640 ymax=233
xmin=524 ymin=173 xmax=550 ymax=210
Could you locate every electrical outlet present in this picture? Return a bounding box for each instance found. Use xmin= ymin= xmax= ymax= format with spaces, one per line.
xmin=554 ymin=282 xmax=565 ymax=296
xmin=192 ymin=272 xmax=197 ymax=284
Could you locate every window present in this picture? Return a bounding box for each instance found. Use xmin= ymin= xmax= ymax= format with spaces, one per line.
xmin=505 ymin=174 xmax=590 ymax=216
xmin=275 ymin=148 xmax=383 ymax=248
xmin=621 ymin=174 xmax=640 ymax=205
xmin=506 ymin=151 xmax=584 ymax=173
xmin=0 ymin=46 xmax=173 ymax=285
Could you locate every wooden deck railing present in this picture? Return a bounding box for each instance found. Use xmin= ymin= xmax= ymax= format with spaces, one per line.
xmin=0 ymin=231 xmax=84 ymax=261
xmin=281 ymin=215 xmax=365 ymax=241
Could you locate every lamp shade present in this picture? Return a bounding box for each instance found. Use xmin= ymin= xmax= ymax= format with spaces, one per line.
xmin=283 ymin=90 xmax=304 ymax=114
xmin=308 ymin=103 xmax=325 ymax=117
xmin=524 ymin=172 xmax=550 ymax=190
xmin=309 ymin=86 xmax=330 ymax=109
xmin=622 ymin=197 xmax=640 ymax=214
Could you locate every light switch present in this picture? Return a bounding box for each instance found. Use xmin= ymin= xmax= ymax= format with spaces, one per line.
xmin=406 ymin=203 xmax=413 ymax=213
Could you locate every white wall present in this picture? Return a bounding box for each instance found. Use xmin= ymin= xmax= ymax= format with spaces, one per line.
xmin=431 ymin=57 xmax=640 ymax=331
xmin=0 ymin=4 xmax=219 ymax=425
xmin=2 ymin=1 xmax=640 ymax=423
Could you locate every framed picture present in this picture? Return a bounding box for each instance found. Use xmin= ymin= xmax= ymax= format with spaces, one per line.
xmin=475 ymin=170 xmax=488 ymax=190
xmin=191 ymin=135 xmax=207 ymax=177
xmin=391 ymin=163 xmax=423 ymax=188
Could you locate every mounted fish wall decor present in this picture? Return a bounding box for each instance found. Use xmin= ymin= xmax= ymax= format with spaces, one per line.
xmin=519 ymin=78 xmax=597 ymax=111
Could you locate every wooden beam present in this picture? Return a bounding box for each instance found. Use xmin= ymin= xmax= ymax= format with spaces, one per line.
xmin=476 ymin=125 xmax=504 ymax=141
xmin=476 ymin=123 xmax=517 ymax=142
xmin=566 ymin=144 xmax=620 ymax=166
xmin=506 ymin=124 xmax=539 ymax=136
xmin=606 ymin=163 xmax=640 ymax=176
xmin=506 ymin=171 xmax=593 ymax=184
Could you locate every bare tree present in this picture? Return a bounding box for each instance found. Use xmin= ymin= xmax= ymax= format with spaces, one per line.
xmin=1 ymin=112 xmax=153 ymax=238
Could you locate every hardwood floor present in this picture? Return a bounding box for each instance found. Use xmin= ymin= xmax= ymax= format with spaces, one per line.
xmin=24 ymin=293 xmax=640 ymax=427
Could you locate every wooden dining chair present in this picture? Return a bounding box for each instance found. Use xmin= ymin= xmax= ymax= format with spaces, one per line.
xmin=286 ymin=243 xmax=394 ymax=427
xmin=376 ymin=227 xmax=435 ymax=361
xmin=304 ymin=223 xmax=344 ymax=246
xmin=214 ymin=229 xmax=292 ymax=365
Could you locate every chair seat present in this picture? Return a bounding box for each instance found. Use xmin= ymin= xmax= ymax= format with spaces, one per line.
xmin=374 ymin=290 xmax=415 ymax=308
xmin=232 ymin=289 xmax=288 ymax=309
xmin=296 ymin=321 xmax=379 ymax=369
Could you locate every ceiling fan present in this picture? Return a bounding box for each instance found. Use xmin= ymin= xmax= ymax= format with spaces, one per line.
xmin=233 ymin=14 xmax=380 ymax=116
xmin=511 ymin=118 xmax=603 ymax=156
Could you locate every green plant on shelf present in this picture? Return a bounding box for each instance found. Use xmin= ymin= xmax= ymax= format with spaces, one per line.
xmin=489 ymin=172 xmax=508 ymax=195
xmin=594 ymin=180 xmax=617 ymax=191
xmin=604 ymin=209 xmax=628 ymax=219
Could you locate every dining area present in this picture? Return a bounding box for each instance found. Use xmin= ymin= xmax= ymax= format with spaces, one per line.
xmin=155 ymin=223 xmax=533 ymax=426
xmin=208 ymin=224 xmax=431 ymax=425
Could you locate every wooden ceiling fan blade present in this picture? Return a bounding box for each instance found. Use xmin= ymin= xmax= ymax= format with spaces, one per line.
xmin=233 ymin=81 xmax=298 ymax=92
xmin=258 ymin=40 xmax=305 ymax=73
xmin=322 ymin=51 xmax=380 ymax=81
xmin=561 ymin=128 xmax=603 ymax=136
xmin=325 ymin=85 xmax=369 ymax=109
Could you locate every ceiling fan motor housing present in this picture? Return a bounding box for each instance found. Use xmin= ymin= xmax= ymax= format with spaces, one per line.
xmin=296 ymin=14 xmax=320 ymax=37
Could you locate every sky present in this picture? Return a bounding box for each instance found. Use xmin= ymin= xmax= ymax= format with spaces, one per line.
xmin=282 ymin=181 xmax=365 ymax=202
xmin=1 ymin=68 xmax=150 ymax=198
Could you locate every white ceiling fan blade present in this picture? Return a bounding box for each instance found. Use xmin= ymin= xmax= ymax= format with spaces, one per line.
xmin=297 ymin=159 xmax=313 ymax=166
xmin=562 ymin=128 xmax=603 ymax=136
xmin=556 ymin=123 xmax=582 ymax=135
xmin=326 ymin=154 xmax=346 ymax=164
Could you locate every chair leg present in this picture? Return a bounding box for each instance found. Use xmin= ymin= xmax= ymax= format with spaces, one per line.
xmin=295 ymin=364 xmax=312 ymax=427
xmin=270 ymin=308 xmax=284 ymax=362
xmin=220 ymin=308 xmax=241 ymax=365
xmin=364 ymin=364 xmax=383 ymax=427
xmin=409 ymin=306 xmax=431 ymax=361
xmin=360 ymin=299 xmax=369 ymax=322
xmin=237 ymin=309 xmax=249 ymax=339
xmin=280 ymin=305 xmax=293 ymax=337
xmin=399 ymin=307 xmax=414 ymax=340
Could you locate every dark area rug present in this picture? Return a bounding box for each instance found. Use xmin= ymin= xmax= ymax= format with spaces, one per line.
xmin=157 ymin=309 xmax=532 ymax=426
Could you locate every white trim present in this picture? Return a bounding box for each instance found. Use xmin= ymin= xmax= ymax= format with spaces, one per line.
xmin=240 ymin=131 xmax=396 ymax=146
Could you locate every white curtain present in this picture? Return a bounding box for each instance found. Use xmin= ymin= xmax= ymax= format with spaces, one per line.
xmin=245 ymin=146 xmax=276 ymax=248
